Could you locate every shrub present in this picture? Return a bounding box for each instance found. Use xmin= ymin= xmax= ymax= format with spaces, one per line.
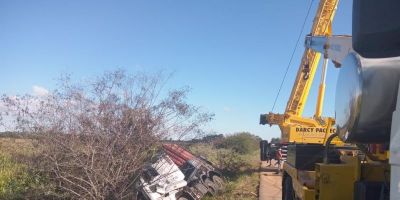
xmin=215 ymin=132 xmax=260 ymax=154
xmin=215 ymin=150 xmax=248 ymax=173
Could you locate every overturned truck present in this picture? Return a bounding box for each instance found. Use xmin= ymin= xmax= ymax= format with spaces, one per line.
xmin=136 ymin=143 xmax=224 ymax=200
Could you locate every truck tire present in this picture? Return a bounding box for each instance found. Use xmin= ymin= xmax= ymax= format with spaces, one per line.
xmin=211 ymin=175 xmax=225 ymax=192
xmin=176 ymin=192 xmax=193 ymax=200
xmin=136 ymin=191 xmax=146 ymax=200
xmin=204 ymin=179 xmax=218 ymax=195
xmin=283 ymin=173 xmax=295 ymax=200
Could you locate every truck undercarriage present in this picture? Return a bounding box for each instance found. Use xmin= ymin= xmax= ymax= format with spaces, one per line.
xmin=136 ymin=143 xmax=225 ymax=200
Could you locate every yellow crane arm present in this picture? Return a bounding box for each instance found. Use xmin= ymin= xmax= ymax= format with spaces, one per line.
xmin=286 ymin=0 xmax=339 ymax=117
xmin=264 ymin=0 xmax=339 ymax=127
xmin=260 ymin=0 xmax=341 ymax=144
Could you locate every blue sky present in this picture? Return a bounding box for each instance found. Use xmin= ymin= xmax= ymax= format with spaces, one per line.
xmin=0 ymin=0 xmax=352 ymax=140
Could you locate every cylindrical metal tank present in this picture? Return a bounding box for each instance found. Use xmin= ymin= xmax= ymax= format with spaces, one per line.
xmin=335 ymin=53 xmax=400 ymax=143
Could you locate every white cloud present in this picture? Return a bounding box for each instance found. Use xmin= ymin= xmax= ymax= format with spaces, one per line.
xmin=32 ymin=85 xmax=49 ymax=96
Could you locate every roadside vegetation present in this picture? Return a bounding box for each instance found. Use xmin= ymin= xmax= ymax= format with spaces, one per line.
xmin=0 ymin=132 xmax=262 ymax=200
xmin=0 ymin=70 xmax=261 ymax=199
xmin=0 ymin=152 xmax=32 ymax=199
xmin=0 ymin=70 xmax=212 ymax=199
xmin=0 ymin=136 xmax=52 ymax=199
xmin=0 ymin=131 xmax=262 ymax=200
xmin=189 ymin=132 xmax=261 ymax=200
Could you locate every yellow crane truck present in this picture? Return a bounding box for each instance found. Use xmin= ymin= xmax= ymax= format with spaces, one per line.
xmin=260 ymin=0 xmax=400 ymax=199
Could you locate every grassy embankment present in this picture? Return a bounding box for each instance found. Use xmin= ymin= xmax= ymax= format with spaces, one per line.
xmin=0 ymin=133 xmax=261 ymax=200
xmin=0 ymin=137 xmax=49 ymax=199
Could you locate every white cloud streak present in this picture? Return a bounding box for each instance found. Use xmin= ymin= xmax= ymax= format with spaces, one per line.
xmin=32 ymin=85 xmax=49 ymax=96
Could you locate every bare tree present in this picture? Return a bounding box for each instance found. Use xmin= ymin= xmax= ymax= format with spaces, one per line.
xmin=0 ymin=70 xmax=213 ymax=199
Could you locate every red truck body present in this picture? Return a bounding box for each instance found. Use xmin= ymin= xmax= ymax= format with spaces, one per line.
xmin=162 ymin=143 xmax=196 ymax=167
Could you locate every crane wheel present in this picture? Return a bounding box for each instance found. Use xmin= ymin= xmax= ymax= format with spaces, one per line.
xmin=283 ymin=173 xmax=295 ymax=200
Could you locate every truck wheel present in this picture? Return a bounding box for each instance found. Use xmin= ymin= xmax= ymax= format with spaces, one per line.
xmin=177 ymin=193 xmax=194 ymax=200
xmin=136 ymin=191 xmax=146 ymax=200
xmin=283 ymin=173 xmax=295 ymax=200
xmin=205 ymin=179 xmax=218 ymax=195
xmin=211 ymin=175 xmax=225 ymax=191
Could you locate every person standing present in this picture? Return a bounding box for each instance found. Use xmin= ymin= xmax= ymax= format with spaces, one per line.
xmin=266 ymin=143 xmax=272 ymax=166
xmin=275 ymin=147 xmax=282 ymax=174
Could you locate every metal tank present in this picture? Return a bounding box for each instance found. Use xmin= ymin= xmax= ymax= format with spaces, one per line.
xmin=335 ymin=53 xmax=400 ymax=143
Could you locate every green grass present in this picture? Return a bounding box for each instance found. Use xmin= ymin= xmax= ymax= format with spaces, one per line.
xmin=0 ymin=153 xmax=39 ymax=199
xmin=0 ymin=138 xmax=49 ymax=200
xmin=211 ymin=172 xmax=259 ymax=200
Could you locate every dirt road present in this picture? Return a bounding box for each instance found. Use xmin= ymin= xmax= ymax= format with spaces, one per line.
xmin=258 ymin=161 xmax=282 ymax=200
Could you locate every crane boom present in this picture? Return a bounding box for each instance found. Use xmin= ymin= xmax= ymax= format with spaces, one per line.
xmin=286 ymin=0 xmax=339 ymax=116
xmin=260 ymin=0 xmax=341 ymax=144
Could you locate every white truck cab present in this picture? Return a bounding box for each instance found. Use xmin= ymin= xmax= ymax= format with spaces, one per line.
xmin=137 ymin=155 xmax=187 ymax=200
